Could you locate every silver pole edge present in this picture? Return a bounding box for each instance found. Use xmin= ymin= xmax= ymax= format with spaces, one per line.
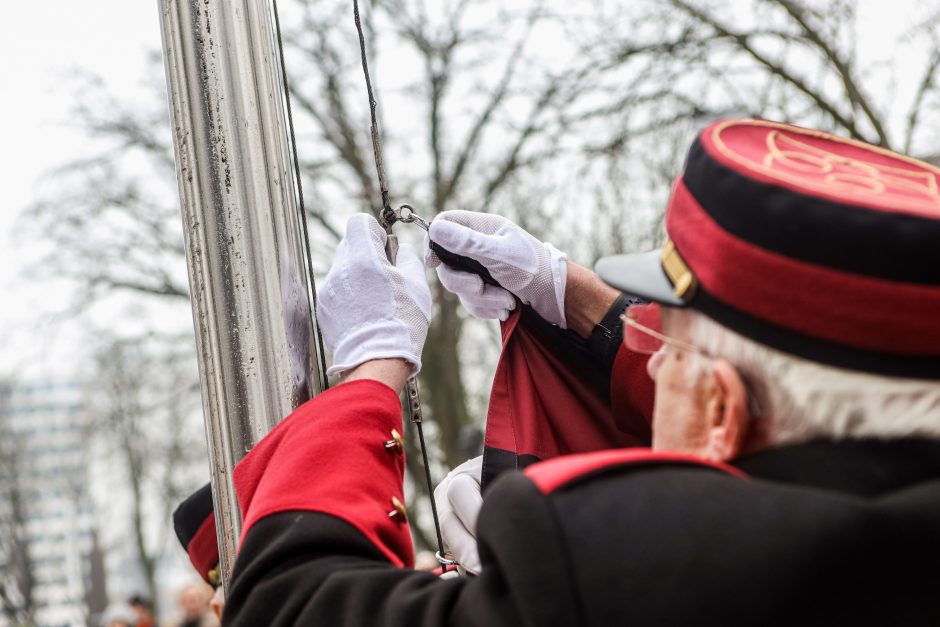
xmin=158 ymin=0 xmax=327 ymax=587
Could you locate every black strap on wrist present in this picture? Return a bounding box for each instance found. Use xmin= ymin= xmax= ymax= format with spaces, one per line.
xmin=587 ymin=292 xmax=637 ymax=370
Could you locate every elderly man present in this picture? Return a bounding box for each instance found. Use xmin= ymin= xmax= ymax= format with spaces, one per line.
xmin=223 ymin=120 xmax=940 ymax=626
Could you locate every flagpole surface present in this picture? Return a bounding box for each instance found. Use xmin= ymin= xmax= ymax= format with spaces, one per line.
xmin=158 ymin=0 xmax=327 ymax=588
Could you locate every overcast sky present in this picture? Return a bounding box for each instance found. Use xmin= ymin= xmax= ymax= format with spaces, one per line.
xmin=0 ymin=0 xmax=926 ymax=380
xmin=0 ymin=0 xmax=932 ymax=617
xmin=0 ymin=2 xmax=162 ymax=377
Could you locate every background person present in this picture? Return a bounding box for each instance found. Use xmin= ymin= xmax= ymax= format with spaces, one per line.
xmin=169 ymin=581 xmax=218 ymax=627
xmin=100 ymin=602 xmax=136 ymax=627
xmin=128 ymin=595 xmax=155 ymax=627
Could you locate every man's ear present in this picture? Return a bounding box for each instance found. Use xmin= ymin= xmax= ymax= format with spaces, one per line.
xmin=703 ymin=359 xmax=751 ymax=462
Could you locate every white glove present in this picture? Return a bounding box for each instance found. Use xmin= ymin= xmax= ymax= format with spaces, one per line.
xmin=318 ymin=214 xmax=432 ymax=377
xmin=425 ymin=210 xmax=568 ymax=327
xmin=434 ymin=456 xmax=484 ymax=575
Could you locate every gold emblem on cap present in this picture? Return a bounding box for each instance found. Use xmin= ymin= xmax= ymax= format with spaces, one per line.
xmin=709 ymin=119 xmax=940 ymax=214
xmin=661 ymin=239 xmax=697 ymax=300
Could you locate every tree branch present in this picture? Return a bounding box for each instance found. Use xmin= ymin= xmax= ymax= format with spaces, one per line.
xmin=439 ymin=5 xmax=542 ymax=209
xmin=669 ymin=0 xmax=867 ymax=140
xmin=770 ymin=0 xmax=890 ymax=146
xmin=904 ymin=46 xmax=940 ymax=153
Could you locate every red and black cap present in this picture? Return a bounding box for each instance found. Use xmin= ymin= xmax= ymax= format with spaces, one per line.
xmin=596 ymin=119 xmax=940 ymax=378
xmin=173 ymin=482 xmax=221 ymax=587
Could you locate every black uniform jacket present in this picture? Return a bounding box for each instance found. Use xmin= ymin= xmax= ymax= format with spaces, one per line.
xmin=223 ymin=379 xmax=940 ymax=626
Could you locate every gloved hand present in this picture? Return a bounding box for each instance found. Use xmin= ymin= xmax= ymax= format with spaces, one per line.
xmin=434 ymin=455 xmax=484 ymax=575
xmin=425 ymin=210 xmax=568 ymax=327
xmin=318 ymin=214 xmax=432 ymax=377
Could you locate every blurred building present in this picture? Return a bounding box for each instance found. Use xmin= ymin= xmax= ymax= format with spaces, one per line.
xmin=0 ymin=381 xmax=104 ymax=627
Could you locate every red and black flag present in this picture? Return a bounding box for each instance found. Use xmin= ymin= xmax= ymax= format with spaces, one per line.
xmin=481 ymin=304 xmax=654 ymax=488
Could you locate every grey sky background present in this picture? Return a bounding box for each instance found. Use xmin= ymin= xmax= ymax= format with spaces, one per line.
xmin=0 ymin=2 xmax=164 ymax=378
xmin=0 ymin=0 xmax=928 ymax=377
xmin=0 ymin=0 xmax=931 ymax=615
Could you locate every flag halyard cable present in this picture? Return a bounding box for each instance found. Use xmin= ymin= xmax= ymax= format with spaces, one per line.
xmin=351 ymin=0 xmax=451 ymax=572
xmin=353 ymin=0 xmax=396 ymax=230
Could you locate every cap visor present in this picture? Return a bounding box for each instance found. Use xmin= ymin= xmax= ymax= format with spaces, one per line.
xmin=595 ymin=250 xmax=686 ymax=307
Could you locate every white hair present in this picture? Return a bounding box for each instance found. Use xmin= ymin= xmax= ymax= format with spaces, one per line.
xmin=670 ymin=309 xmax=940 ymax=446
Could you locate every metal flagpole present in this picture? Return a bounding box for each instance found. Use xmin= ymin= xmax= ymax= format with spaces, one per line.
xmin=157 ymin=0 xmax=328 ymax=588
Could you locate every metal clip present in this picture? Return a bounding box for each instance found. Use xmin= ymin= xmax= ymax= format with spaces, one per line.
xmin=396 ymin=204 xmax=430 ymax=232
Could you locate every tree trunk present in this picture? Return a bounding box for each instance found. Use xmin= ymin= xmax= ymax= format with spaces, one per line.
xmin=125 ymin=440 xmax=158 ymax=605
xmin=419 ymin=286 xmax=470 ymax=469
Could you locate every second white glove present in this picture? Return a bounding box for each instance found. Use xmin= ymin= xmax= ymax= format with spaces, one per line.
xmin=425 ymin=210 xmax=568 ymax=327
xmin=434 ymin=455 xmax=484 ymax=575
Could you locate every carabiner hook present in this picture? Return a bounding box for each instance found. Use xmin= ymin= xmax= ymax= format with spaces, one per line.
xmin=396 ymin=204 xmax=430 ymax=232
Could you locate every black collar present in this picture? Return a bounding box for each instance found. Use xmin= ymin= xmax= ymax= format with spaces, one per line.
xmin=733 ymin=438 xmax=940 ymax=497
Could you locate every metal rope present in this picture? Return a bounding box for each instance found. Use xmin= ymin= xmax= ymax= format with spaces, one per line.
xmin=353 ymin=0 xmax=396 ymax=229
xmin=271 ymin=0 xmax=329 ymax=397
xmin=351 ymin=0 xmax=449 ymax=570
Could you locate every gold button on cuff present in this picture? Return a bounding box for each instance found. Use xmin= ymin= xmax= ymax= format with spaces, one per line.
xmin=387 ymin=496 xmax=408 ymax=521
xmin=384 ymin=429 xmax=404 ymax=454
xmin=207 ymin=565 xmax=221 ymax=587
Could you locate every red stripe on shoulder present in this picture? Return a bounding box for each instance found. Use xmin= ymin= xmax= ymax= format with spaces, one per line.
xmin=524 ymin=448 xmax=747 ymax=494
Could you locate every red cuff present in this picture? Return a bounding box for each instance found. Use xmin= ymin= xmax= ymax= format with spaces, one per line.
xmin=233 ymin=379 xmax=414 ymax=567
xmin=610 ymin=344 xmax=655 ymax=434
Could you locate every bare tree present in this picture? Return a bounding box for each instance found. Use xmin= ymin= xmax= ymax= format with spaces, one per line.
xmin=85 ymin=334 xmax=204 ymax=607
xmin=20 ymin=0 xmax=940 ymax=554
xmin=575 ymin=1 xmax=940 ymax=161
xmin=278 ymin=0 xmax=727 ymax=467
xmin=0 ymin=385 xmax=36 ymax=627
